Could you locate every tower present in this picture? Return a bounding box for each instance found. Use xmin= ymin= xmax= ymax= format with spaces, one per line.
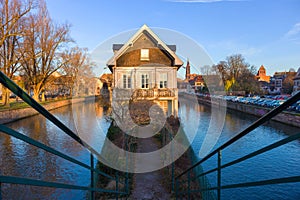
xmin=258 ymin=65 xmax=266 ymax=76
xmin=185 ymin=59 xmax=190 ymax=80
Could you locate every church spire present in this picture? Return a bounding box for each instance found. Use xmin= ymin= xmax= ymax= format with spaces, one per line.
xmin=185 ymin=59 xmax=190 ymax=80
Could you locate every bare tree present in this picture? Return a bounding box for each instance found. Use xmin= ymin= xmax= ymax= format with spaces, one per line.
xmin=20 ymin=0 xmax=71 ymax=102
xmin=213 ymin=54 xmax=261 ymax=95
xmin=0 ymin=0 xmax=33 ymax=106
xmin=226 ymin=54 xmax=246 ymax=81
xmin=61 ymin=46 xmax=94 ymax=97
xmin=212 ymin=61 xmax=228 ymax=84
xmin=282 ymin=69 xmax=296 ymax=94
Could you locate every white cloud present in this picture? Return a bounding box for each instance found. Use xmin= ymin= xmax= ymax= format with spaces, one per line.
xmin=166 ymin=0 xmax=244 ymax=3
xmin=284 ymin=22 xmax=300 ymax=41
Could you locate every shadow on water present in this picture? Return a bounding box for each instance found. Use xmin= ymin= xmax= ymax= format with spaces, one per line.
xmin=179 ymin=98 xmax=300 ymax=200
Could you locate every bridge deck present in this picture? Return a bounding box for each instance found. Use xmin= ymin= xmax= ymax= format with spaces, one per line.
xmin=130 ymin=136 xmax=171 ymax=200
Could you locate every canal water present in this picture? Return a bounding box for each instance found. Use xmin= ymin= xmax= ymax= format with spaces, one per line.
xmin=1 ymin=99 xmax=300 ymax=199
xmin=0 ymin=101 xmax=111 ymax=199
xmin=179 ymin=98 xmax=300 ymax=200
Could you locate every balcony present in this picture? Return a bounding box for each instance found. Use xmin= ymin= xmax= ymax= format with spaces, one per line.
xmin=112 ymin=88 xmax=177 ymax=101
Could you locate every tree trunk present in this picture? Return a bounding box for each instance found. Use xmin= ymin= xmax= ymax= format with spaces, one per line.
xmin=32 ymin=82 xmax=45 ymax=102
xmin=41 ymin=90 xmax=45 ymax=102
xmin=2 ymin=87 xmax=10 ymax=107
xmin=33 ymin=86 xmax=41 ymax=102
xmin=69 ymin=88 xmax=73 ymax=97
xmin=33 ymin=92 xmax=39 ymax=102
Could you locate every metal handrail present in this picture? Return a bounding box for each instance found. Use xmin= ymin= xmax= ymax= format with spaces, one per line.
xmin=0 ymin=72 xmax=105 ymax=161
xmin=176 ymin=91 xmax=300 ymax=179
xmin=0 ymin=124 xmax=116 ymax=181
xmin=181 ymin=131 xmax=300 ymax=185
xmin=175 ymin=91 xmax=300 ymax=199
xmin=0 ymin=71 xmax=128 ymax=199
xmin=0 ymin=176 xmax=128 ymax=194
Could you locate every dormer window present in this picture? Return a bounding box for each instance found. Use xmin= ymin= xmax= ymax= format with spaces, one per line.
xmin=141 ymin=49 xmax=149 ymax=61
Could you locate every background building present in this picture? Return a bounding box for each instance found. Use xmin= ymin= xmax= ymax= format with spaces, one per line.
xmin=293 ymin=67 xmax=300 ymax=95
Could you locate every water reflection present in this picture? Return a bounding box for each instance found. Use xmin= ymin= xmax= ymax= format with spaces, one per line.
xmin=1 ymin=98 xmax=300 ymax=199
xmin=179 ymin=98 xmax=300 ymax=200
xmin=0 ymin=100 xmax=111 ymax=199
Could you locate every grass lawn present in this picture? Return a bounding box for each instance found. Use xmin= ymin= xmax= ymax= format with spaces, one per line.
xmin=0 ymin=97 xmax=72 ymax=111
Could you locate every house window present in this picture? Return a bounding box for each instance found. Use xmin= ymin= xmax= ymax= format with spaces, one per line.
xmin=141 ymin=74 xmax=149 ymax=88
xmin=159 ymin=73 xmax=167 ymax=88
xmin=141 ymin=49 xmax=149 ymax=61
xmin=275 ymin=80 xmax=282 ymax=87
xmin=123 ymin=74 xmax=131 ymax=89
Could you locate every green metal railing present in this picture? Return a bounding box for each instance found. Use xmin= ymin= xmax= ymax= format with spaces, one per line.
xmin=175 ymin=91 xmax=300 ymax=199
xmin=0 ymin=71 xmax=129 ymax=199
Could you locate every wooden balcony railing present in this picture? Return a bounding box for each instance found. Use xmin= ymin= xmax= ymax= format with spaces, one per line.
xmin=112 ymin=88 xmax=177 ymax=100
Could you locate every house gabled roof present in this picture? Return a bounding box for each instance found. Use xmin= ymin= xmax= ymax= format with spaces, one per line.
xmin=294 ymin=67 xmax=300 ymax=80
xmin=106 ymin=24 xmax=183 ymax=71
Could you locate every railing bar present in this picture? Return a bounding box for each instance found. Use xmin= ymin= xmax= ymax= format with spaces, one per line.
xmin=0 ymin=73 xmax=129 ymax=197
xmin=187 ymin=171 xmax=191 ymax=200
xmin=0 ymin=72 xmax=84 ymax=144
xmin=175 ymin=179 xmax=178 ymax=199
xmin=176 ymin=175 xmax=300 ymax=194
xmin=188 ymin=131 xmax=300 ymax=184
xmin=195 ymin=168 xmax=218 ymax=180
xmin=125 ymin=133 xmax=129 ymax=194
xmin=176 ymin=92 xmax=300 ymax=180
xmin=217 ymin=150 xmax=221 ymax=200
xmin=116 ymin=178 xmax=127 ymax=187
xmin=0 ymin=175 xmax=127 ymax=194
xmin=221 ymin=176 xmax=300 ymax=189
xmin=0 ymin=71 xmax=108 ymax=165
xmin=0 ymin=125 xmax=114 ymax=180
xmin=178 ymin=167 xmax=218 ymax=184
xmin=110 ymin=176 xmax=126 ymax=186
xmin=0 ymin=175 xmax=90 ymax=190
xmin=116 ymin=171 xmax=119 ymax=200
xmin=90 ymin=153 xmax=95 ymax=200
xmin=222 ymin=132 xmax=300 ymax=169
xmin=178 ymin=188 xmax=218 ymax=194
xmin=91 ymin=189 xmax=127 ymax=195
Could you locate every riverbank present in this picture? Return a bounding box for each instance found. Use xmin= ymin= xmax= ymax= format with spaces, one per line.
xmin=0 ymin=96 xmax=98 ymax=124
xmin=180 ymin=93 xmax=300 ymax=127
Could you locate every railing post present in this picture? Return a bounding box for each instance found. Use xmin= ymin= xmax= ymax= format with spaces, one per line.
xmin=116 ymin=171 xmax=119 ymax=200
xmin=125 ymin=134 xmax=129 ymax=195
xmin=175 ymin=179 xmax=178 ymax=200
xmin=171 ymin=156 xmax=175 ymax=191
xmin=217 ymin=150 xmax=222 ymax=200
xmin=188 ymin=170 xmax=191 ymax=200
xmin=125 ymin=171 xmax=129 ymax=194
xmin=90 ymin=153 xmax=95 ymax=200
xmin=171 ymin=132 xmax=175 ymax=191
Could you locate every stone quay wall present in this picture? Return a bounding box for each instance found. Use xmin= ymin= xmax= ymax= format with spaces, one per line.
xmin=0 ymin=96 xmax=97 ymax=124
xmin=180 ymin=93 xmax=300 ymax=128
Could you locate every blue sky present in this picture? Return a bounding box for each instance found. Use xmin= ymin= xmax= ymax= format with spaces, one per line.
xmin=45 ymin=0 xmax=300 ymax=76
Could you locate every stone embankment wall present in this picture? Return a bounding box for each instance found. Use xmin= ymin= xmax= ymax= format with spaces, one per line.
xmin=0 ymin=96 xmax=97 ymax=124
xmin=180 ymin=93 xmax=300 ymax=128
